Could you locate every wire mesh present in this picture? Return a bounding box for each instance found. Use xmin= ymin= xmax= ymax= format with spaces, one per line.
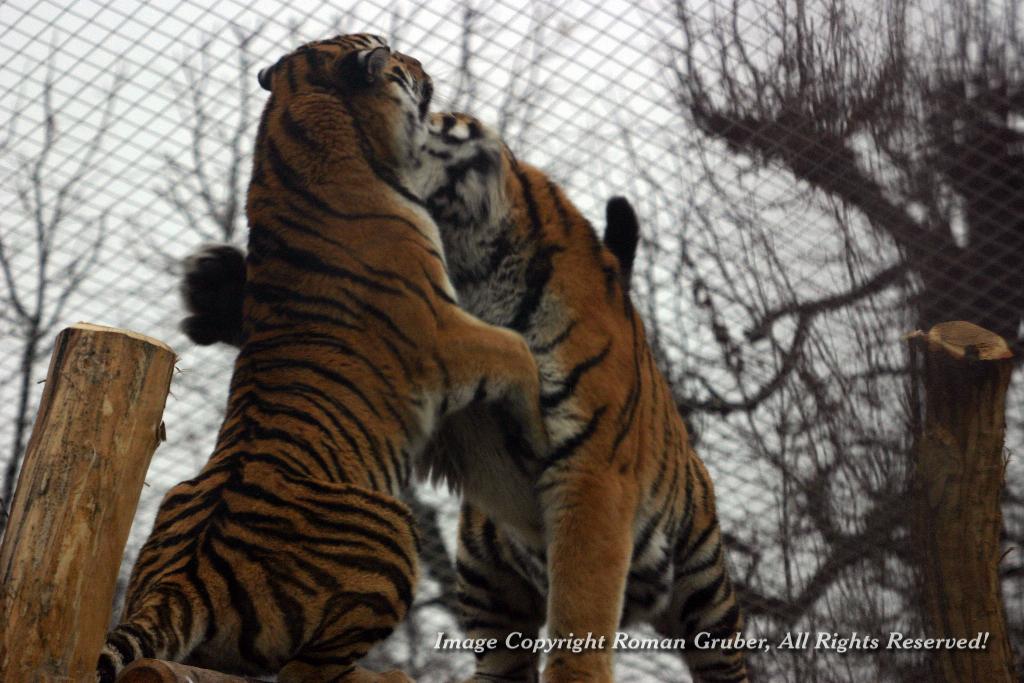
xmin=1 ymin=0 xmax=1022 ymax=681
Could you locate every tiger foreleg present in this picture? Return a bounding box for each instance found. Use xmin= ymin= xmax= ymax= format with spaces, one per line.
xmin=456 ymin=505 xmax=544 ymax=683
xmin=539 ymin=470 xmax=635 ymax=683
xmin=435 ymin=311 xmax=548 ymax=458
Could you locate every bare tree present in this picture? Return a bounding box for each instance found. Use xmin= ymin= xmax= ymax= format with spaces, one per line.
xmin=137 ymin=25 xmax=263 ymax=454
xmin=0 ymin=64 xmax=121 ymax=527
xmin=144 ymin=24 xmax=260 ymax=260
xmin=614 ymin=0 xmax=1024 ymax=678
xmin=677 ymin=0 xmax=1023 ymax=347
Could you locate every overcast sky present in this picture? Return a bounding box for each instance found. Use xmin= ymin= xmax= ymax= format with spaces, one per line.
xmin=3 ymin=2 xmax=1022 ymax=679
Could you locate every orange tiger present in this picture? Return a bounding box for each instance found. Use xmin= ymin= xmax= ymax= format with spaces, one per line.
xmin=414 ymin=113 xmax=748 ymax=683
xmin=98 ymin=36 xmax=549 ymax=683
xmin=179 ymin=111 xmax=746 ymax=682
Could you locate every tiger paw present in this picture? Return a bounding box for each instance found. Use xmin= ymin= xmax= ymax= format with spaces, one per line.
xmin=180 ymin=243 xmax=246 ymax=347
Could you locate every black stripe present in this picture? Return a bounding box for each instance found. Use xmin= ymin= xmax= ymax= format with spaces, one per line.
xmin=546 ymin=178 xmax=573 ymax=236
xmin=531 ymin=319 xmax=577 ymax=355
xmin=302 ymin=547 xmax=414 ymax=608
xmin=609 ymin=317 xmax=645 ymax=461
xmin=231 ymin=389 xmax=349 ymax=482
xmin=105 ymin=631 xmax=137 ymax=665
xmin=241 ymin=378 xmax=393 ymax=488
xmin=544 ymin=405 xmax=608 ymax=468
xmin=223 ymin=507 xmax=414 ymax=573
xmin=231 ymin=420 xmax=338 ymax=479
xmin=274 ymin=205 xmax=433 ymax=254
xmin=203 ymin=528 xmax=266 ymax=667
xmin=679 ymin=573 xmax=726 ymax=628
xmin=540 ymin=341 xmax=611 ymax=409
xmin=245 ymin=357 xmax=383 ymax=420
xmin=265 ymin=136 xmax=345 ymax=217
xmin=281 ymin=106 xmax=319 ymax=150
xmin=251 ymin=221 xmax=405 ymax=296
xmin=277 ymin=472 xmax=415 ymax=524
xmin=508 ymin=244 xmax=563 ymax=332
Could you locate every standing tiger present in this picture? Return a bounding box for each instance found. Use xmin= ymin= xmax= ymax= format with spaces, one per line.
xmin=99 ymin=35 xmax=550 ymax=683
xmin=180 ymin=111 xmax=747 ymax=682
xmin=416 ymin=114 xmax=747 ymax=683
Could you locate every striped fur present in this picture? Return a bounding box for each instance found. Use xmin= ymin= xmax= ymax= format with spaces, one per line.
xmin=179 ymin=200 xmax=638 ymax=349
xmin=99 ymin=36 xmax=548 ymax=683
xmin=174 ymin=111 xmax=744 ymax=682
xmin=412 ymin=113 xmax=748 ymax=683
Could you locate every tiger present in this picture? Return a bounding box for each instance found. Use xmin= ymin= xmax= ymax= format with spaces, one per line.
xmin=179 ymin=197 xmax=640 ymax=349
xmin=402 ymin=113 xmax=748 ymax=683
xmin=98 ymin=35 xmax=551 ymax=683
xmin=177 ymin=111 xmax=747 ymax=682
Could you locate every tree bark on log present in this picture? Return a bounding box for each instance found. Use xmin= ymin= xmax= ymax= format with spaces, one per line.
xmin=0 ymin=324 xmax=175 ymax=683
xmin=119 ymin=659 xmax=263 ymax=682
xmin=907 ymin=321 xmax=1016 ymax=682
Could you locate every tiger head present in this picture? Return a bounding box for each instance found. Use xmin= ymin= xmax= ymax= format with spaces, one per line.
xmin=409 ymin=112 xmax=510 ymax=262
xmin=252 ymin=34 xmax=434 ymax=185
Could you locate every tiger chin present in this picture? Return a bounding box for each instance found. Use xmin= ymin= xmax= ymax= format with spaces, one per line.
xmin=98 ymin=35 xmax=550 ymax=683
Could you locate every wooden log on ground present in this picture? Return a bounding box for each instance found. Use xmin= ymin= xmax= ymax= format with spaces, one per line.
xmin=0 ymin=324 xmax=175 ymax=683
xmin=119 ymin=659 xmax=264 ymax=682
xmin=906 ymin=321 xmax=1016 ymax=682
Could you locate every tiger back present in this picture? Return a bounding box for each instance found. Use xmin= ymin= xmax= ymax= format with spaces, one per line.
xmin=98 ymin=36 xmax=548 ymax=683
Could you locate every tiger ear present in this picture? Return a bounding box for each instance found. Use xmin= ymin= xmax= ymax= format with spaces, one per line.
xmin=358 ymin=46 xmax=391 ymax=84
xmin=257 ymin=66 xmax=274 ymax=91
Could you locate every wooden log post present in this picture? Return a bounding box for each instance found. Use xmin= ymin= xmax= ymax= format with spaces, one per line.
xmin=0 ymin=324 xmax=175 ymax=683
xmin=906 ymin=321 xmax=1016 ymax=682
xmin=119 ymin=660 xmax=263 ymax=683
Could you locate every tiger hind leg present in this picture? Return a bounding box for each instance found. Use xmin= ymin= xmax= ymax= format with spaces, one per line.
xmin=274 ymin=588 xmax=413 ymax=683
xmin=99 ymin=474 xmax=418 ymax=682
xmin=457 ymin=505 xmax=544 ymax=683
xmin=654 ymin=519 xmax=748 ymax=683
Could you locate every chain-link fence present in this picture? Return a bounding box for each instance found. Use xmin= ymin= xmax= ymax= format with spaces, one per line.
xmin=2 ymin=0 xmax=1022 ymax=681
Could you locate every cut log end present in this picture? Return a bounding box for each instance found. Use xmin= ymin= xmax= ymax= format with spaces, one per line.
xmin=905 ymin=321 xmax=1013 ymax=361
xmin=70 ymin=322 xmax=176 ymax=356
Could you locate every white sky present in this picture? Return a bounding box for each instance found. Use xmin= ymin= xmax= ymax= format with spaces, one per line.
xmin=2 ymin=1 xmax=1022 ymax=679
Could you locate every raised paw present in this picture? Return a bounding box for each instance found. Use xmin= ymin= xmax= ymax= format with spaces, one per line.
xmin=179 ymin=243 xmax=247 ymax=346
